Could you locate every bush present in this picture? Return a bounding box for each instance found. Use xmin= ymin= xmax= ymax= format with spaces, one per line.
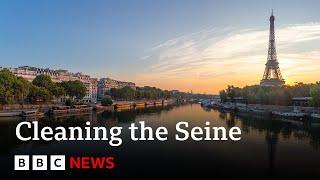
xmin=101 ymin=95 xmax=113 ymax=106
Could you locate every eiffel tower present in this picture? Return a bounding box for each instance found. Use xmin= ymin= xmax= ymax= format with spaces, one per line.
xmin=260 ymin=10 xmax=285 ymax=86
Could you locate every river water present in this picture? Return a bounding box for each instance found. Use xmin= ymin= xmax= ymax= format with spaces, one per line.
xmin=0 ymin=103 xmax=319 ymax=178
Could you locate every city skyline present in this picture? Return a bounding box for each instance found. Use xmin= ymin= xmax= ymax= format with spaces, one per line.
xmin=1 ymin=0 xmax=320 ymax=93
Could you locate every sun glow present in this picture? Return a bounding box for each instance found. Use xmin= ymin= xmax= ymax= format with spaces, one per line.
xmin=138 ymin=23 xmax=320 ymax=93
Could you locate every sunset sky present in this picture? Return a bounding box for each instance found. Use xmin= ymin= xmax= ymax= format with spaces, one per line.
xmin=1 ymin=0 xmax=320 ymax=94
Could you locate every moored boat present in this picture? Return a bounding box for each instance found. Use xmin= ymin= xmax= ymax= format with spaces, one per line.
xmin=0 ymin=111 xmax=22 ymax=117
xmin=154 ymin=100 xmax=163 ymax=105
xmin=74 ymin=105 xmax=92 ymax=112
xmin=272 ymin=111 xmax=307 ymax=120
xmin=162 ymin=100 xmax=168 ymax=106
xmin=114 ymin=102 xmax=132 ymax=110
xmin=51 ymin=106 xmax=69 ymax=115
xmin=134 ymin=102 xmax=145 ymax=108
xmin=20 ymin=110 xmax=44 ymax=117
xmin=200 ymin=100 xmax=212 ymax=108
xmin=311 ymin=113 xmax=320 ymax=119
xmin=51 ymin=105 xmax=93 ymax=115
xmin=68 ymin=108 xmax=81 ymax=113
xmin=145 ymin=101 xmax=154 ymax=106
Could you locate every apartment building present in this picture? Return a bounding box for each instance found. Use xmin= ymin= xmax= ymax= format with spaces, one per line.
xmin=97 ymin=78 xmax=136 ymax=100
xmin=1 ymin=66 xmax=136 ymax=103
xmin=1 ymin=66 xmax=97 ymax=103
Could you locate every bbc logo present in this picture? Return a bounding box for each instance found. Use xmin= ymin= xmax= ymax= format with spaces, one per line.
xmin=14 ymin=155 xmax=65 ymax=170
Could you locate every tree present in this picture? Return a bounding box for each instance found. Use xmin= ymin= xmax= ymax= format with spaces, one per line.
xmin=27 ymin=85 xmax=52 ymax=103
xmin=49 ymin=83 xmax=65 ymax=98
xmin=0 ymin=69 xmax=32 ymax=104
xmin=0 ymin=69 xmax=16 ymax=104
xmin=134 ymin=86 xmax=171 ymax=100
xmin=13 ymin=77 xmax=31 ymax=103
xmin=226 ymin=85 xmax=236 ymax=102
xmin=219 ymin=90 xmax=228 ymax=103
xmin=61 ymin=80 xmax=87 ymax=99
xmin=219 ymin=82 xmax=320 ymax=106
xmin=32 ymin=75 xmax=53 ymax=89
xmin=117 ymin=86 xmax=136 ymax=100
xmin=101 ymin=95 xmax=113 ymax=106
xmin=33 ymin=75 xmax=66 ymax=99
xmin=310 ymin=85 xmax=320 ymax=107
xmin=288 ymin=82 xmax=310 ymax=97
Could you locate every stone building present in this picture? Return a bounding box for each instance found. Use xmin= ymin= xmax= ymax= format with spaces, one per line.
xmin=97 ymin=78 xmax=136 ymax=100
xmin=1 ymin=66 xmax=97 ymax=103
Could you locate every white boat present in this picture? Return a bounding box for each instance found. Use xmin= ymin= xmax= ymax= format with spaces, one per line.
xmin=311 ymin=113 xmax=320 ymax=119
xmin=272 ymin=106 xmax=307 ymax=119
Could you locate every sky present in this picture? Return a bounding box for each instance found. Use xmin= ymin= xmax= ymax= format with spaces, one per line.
xmin=0 ymin=0 xmax=320 ymax=94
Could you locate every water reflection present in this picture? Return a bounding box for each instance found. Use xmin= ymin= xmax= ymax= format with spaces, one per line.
xmin=233 ymin=112 xmax=320 ymax=150
xmin=211 ymin=109 xmax=320 ymax=177
xmin=1 ymin=104 xmax=320 ymax=153
xmin=266 ymin=131 xmax=278 ymax=178
xmin=96 ymin=105 xmax=175 ymax=126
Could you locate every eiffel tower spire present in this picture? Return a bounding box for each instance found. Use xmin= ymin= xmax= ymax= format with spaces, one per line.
xmin=260 ymin=10 xmax=285 ymax=86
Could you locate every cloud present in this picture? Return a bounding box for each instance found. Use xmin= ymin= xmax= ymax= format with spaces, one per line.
xmin=139 ymin=55 xmax=152 ymax=61
xmin=138 ymin=23 xmax=320 ymax=92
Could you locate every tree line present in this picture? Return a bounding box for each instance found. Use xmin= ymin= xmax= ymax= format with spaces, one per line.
xmin=219 ymin=82 xmax=320 ymax=107
xmin=105 ymin=86 xmax=214 ymax=101
xmin=107 ymin=86 xmax=172 ymax=100
xmin=0 ymin=69 xmax=87 ymax=104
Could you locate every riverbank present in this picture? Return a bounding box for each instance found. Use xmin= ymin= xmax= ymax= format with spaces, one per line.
xmin=201 ymin=101 xmax=320 ymax=121
xmin=0 ymin=99 xmax=176 ymax=118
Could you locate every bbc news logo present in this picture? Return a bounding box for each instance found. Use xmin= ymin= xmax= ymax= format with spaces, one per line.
xmin=14 ymin=155 xmax=65 ymax=170
xmin=14 ymin=155 xmax=115 ymax=170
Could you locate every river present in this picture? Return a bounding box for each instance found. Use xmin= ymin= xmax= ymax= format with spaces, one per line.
xmin=0 ymin=103 xmax=319 ymax=178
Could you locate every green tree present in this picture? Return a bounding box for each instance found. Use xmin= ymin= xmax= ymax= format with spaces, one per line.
xmin=101 ymin=95 xmax=113 ymax=106
xmin=13 ymin=77 xmax=32 ymax=103
xmin=219 ymin=83 xmax=318 ymax=106
xmin=310 ymin=85 xmax=320 ymax=107
xmin=61 ymin=80 xmax=87 ymax=99
xmin=27 ymin=85 xmax=52 ymax=103
xmin=32 ymin=75 xmax=53 ymax=89
xmin=0 ymin=69 xmax=16 ymax=104
xmin=288 ymin=82 xmax=311 ymax=97
xmin=33 ymin=75 xmax=66 ymax=99
xmin=134 ymin=86 xmax=171 ymax=100
xmin=0 ymin=69 xmax=33 ymax=104
xmin=49 ymin=83 xmax=65 ymax=98
xmin=117 ymin=86 xmax=136 ymax=100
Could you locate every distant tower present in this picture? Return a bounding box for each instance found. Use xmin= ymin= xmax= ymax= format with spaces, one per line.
xmin=260 ymin=10 xmax=285 ymax=86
